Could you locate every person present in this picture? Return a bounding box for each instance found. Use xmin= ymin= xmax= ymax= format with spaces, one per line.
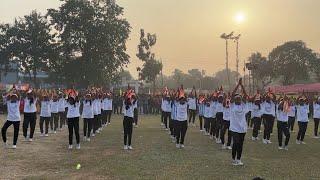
xmin=187 ymin=88 xmax=197 ymax=127
xmin=175 ymin=90 xmax=188 ymax=148
xmin=66 ymin=92 xmax=81 ymax=149
xmin=170 ymin=93 xmax=177 ymax=142
xmin=102 ymin=92 xmax=113 ymax=126
xmin=123 ymin=90 xmax=135 ymax=150
xmin=296 ymin=96 xmax=309 ymax=144
xmin=92 ymin=93 xmax=101 ymax=136
xmin=50 ymin=94 xmax=59 ymax=134
xmin=229 ymin=78 xmax=248 ymax=166
xmin=251 ymin=94 xmax=263 ymax=141
xmin=161 ymin=94 xmax=171 ymax=131
xmin=82 ymin=93 xmax=94 ymax=142
xmin=198 ymin=95 xmax=205 ymax=132
xmin=203 ymin=97 xmax=213 ymax=136
xmin=221 ymin=95 xmax=232 ymax=150
xmin=313 ymin=97 xmax=320 ymax=138
xmin=132 ymin=94 xmax=139 ymax=127
xmin=261 ymin=91 xmax=276 ymax=144
xmin=2 ymin=93 xmax=20 ymax=149
xmin=276 ymin=97 xmax=290 ymax=150
xmin=39 ymin=94 xmax=51 ymax=137
xmin=58 ymin=93 xmax=66 ymax=130
xmin=215 ymin=93 xmax=224 ymax=144
xmin=23 ymin=90 xmax=37 ymax=142
xmin=288 ymin=99 xmax=296 ymax=133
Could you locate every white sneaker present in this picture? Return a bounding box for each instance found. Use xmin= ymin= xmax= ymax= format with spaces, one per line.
xmin=313 ymin=136 xmax=320 ymax=139
xmin=83 ymin=137 xmax=87 ymax=141
xmin=54 ymin=131 xmax=57 ymax=134
xmin=12 ymin=145 xmax=17 ymax=149
xmin=45 ymin=134 xmax=49 ymax=137
xmin=76 ymin=144 xmax=81 ymax=150
xmin=301 ymin=141 xmax=306 ymax=144
xmin=40 ymin=134 xmax=44 ymax=137
xmin=92 ymin=133 xmax=96 ymax=137
xmin=284 ymin=146 xmax=289 ymax=151
xmin=256 ymin=137 xmax=260 ymax=140
xmin=176 ymin=144 xmax=180 ymax=148
xmin=227 ymin=146 xmax=232 ymax=150
xmin=28 ymin=138 xmax=33 ymax=142
xmin=278 ymin=146 xmax=284 ymax=150
xmin=3 ymin=142 xmax=8 ymax=148
xmin=209 ymin=136 xmax=213 ymax=140
xmin=68 ymin=145 xmax=73 ymax=149
xmin=108 ymin=122 xmax=111 ymax=125
xmin=296 ymin=140 xmax=301 ymax=144
xmin=128 ymin=146 xmax=133 ymax=150
xmin=251 ymin=137 xmax=256 ymax=141
xmin=222 ymin=145 xmax=227 ymax=150
xmin=172 ymin=138 xmax=176 ymax=143
xmin=263 ymin=139 xmax=268 ymax=144
xmin=267 ymin=140 xmax=272 ymax=144
xmin=87 ymin=138 xmax=91 ymax=142
xmin=237 ymin=160 xmax=244 ymax=166
xmin=232 ymin=159 xmax=238 ymax=166
xmin=180 ymin=144 xmax=185 ymax=148
xmin=124 ymin=145 xmax=128 ymax=150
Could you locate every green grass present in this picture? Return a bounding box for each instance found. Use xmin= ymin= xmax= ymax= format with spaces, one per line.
xmin=1 ymin=114 xmax=320 ymax=179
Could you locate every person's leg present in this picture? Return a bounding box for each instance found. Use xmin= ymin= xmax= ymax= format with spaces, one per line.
xmin=192 ymin=110 xmax=196 ymax=124
xmin=237 ymin=133 xmax=246 ymax=160
xmin=93 ymin=115 xmax=97 ymax=134
xmin=83 ymin=118 xmax=88 ymax=137
xmin=253 ymin=118 xmax=258 ymax=138
xmin=23 ymin=113 xmax=30 ymax=138
xmin=232 ymin=132 xmax=239 ymax=160
xmin=227 ymin=123 xmax=232 ymax=147
xmin=45 ymin=117 xmax=50 ymax=135
xmin=277 ymin=121 xmax=283 ymax=147
xmin=220 ymin=120 xmax=226 ymax=145
xmin=301 ymin=122 xmax=308 ymax=141
xmin=161 ymin=111 xmax=164 ymax=124
xmin=54 ymin=113 xmax=59 ymax=131
xmin=204 ymin=118 xmax=209 ymax=133
xmin=176 ymin=121 xmax=182 ymax=144
xmin=2 ymin=121 xmax=13 ymax=143
xmin=39 ymin=117 xmax=44 ymax=134
xmin=29 ymin=113 xmax=36 ymax=139
xmin=199 ymin=116 xmax=203 ymax=130
xmin=284 ymin=122 xmax=290 ymax=146
xmin=49 ymin=116 xmax=54 ymax=132
xmin=123 ymin=117 xmax=128 ymax=145
xmin=107 ymin=110 xmax=112 ymax=123
xmin=13 ymin=121 xmax=20 ymax=145
xmin=270 ymin=118 xmax=275 ymax=134
xmin=87 ymin=118 xmax=93 ymax=138
xmin=180 ymin=121 xmax=188 ymax=145
xmin=59 ymin=112 xmax=64 ymax=129
xmin=67 ymin=118 xmax=74 ymax=145
xmin=314 ymin=118 xmax=319 ymax=137
xmin=128 ymin=117 xmax=133 ymax=146
xmin=297 ymin=122 xmax=302 ymax=141
xmin=74 ymin=117 xmax=80 ymax=144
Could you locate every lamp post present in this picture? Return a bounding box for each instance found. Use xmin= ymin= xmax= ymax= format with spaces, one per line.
xmin=231 ymin=34 xmax=241 ymax=81
xmin=220 ymin=32 xmax=234 ymax=90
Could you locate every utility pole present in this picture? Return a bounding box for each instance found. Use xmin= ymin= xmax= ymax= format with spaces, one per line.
xmin=220 ymin=32 xmax=234 ymax=90
xmin=160 ymin=58 xmax=163 ymax=87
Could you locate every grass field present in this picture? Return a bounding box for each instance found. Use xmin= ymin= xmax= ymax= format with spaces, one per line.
xmin=1 ymin=114 xmax=320 ymax=180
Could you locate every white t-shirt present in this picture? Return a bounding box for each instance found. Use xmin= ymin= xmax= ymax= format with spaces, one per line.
xmin=277 ymin=106 xmax=289 ymax=122
xmin=66 ymin=102 xmax=80 ymax=118
xmin=296 ymin=105 xmax=309 ymax=122
xmin=82 ymin=100 xmax=94 ymax=119
xmin=262 ymin=101 xmax=276 ymax=117
xmin=93 ymin=99 xmax=102 ymax=115
xmin=58 ymin=98 xmax=66 ymax=112
xmin=187 ymin=98 xmax=197 ymax=110
xmin=251 ymin=103 xmax=262 ymax=118
xmin=102 ymin=98 xmax=113 ymax=111
xmin=7 ymin=100 xmax=21 ymax=121
xmin=198 ymin=103 xmax=205 ymax=116
xmin=223 ymin=107 xmax=231 ymax=121
xmin=124 ymin=105 xmax=134 ymax=118
xmin=23 ymin=98 xmax=37 ymax=113
xmin=215 ymin=102 xmax=224 ymax=113
xmin=204 ymin=102 xmax=213 ymax=118
xmin=176 ymin=103 xmax=188 ymax=121
xmin=40 ymin=101 xmax=51 ymax=117
xmin=288 ymin=105 xmax=296 ymax=117
xmin=162 ymin=99 xmax=171 ymax=112
xmin=50 ymin=100 xmax=59 ymax=113
xmin=313 ymin=103 xmax=320 ymax=119
xmin=211 ymin=101 xmax=217 ymax=118
xmin=230 ymin=103 xmax=249 ymax=133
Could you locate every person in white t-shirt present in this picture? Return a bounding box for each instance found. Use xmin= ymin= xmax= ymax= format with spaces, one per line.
xmin=66 ymin=95 xmax=81 ymax=150
xmin=229 ymin=79 xmax=248 ymax=166
xmin=296 ymin=96 xmax=309 ymax=144
xmin=175 ymin=94 xmax=188 ymax=149
xmin=251 ymin=95 xmax=263 ymax=141
xmin=221 ymin=96 xmax=232 ymax=150
xmin=82 ymin=93 xmax=94 ymax=142
xmin=261 ymin=92 xmax=276 ymax=144
xmin=102 ymin=92 xmax=113 ymax=126
xmin=312 ymin=97 xmax=320 ymax=138
xmin=276 ymin=97 xmax=290 ymax=150
xmin=123 ymin=92 xmax=135 ymax=150
xmin=161 ymin=95 xmax=171 ymax=130
xmin=2 ymin=93 xmax=20 ymax=149
xmin=198 ymin=95 xmax=205 ymax=132
xmin=187 ymin=91 xmax=197 ymax=127
xmin=203 ymin=97 xmax=213 ymax=136
xmin=50 ymin=94 xmax=59 ymax=134
xmin=58 ymin=93 xmax=67 ymax=129
xmin=23 ymin=90 xmax=37 ymax=142
xmin=39 ymin=94 xmax=51 ymax=137
xmin=288 ymin=99 xmax=296 ymax=133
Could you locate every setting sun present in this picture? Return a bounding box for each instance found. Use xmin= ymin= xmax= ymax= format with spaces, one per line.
xmin=234 ymin=11 xmax=246 ymax=24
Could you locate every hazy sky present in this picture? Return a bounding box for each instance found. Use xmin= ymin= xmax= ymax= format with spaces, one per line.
xmin=1 ymin=0 xmax=320 ymax=78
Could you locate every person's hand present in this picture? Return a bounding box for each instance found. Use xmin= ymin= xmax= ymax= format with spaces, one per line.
xmin=238 ymin=78 xmax=243 ymax=86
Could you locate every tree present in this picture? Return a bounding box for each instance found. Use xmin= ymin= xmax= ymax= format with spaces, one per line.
xmin=268 ymin=40 xmax=317 ymax=85
xmin=9 ymin=11 xmax=56 ymax=87
xmin=48 ymin=0 xmax=131 ymax=87
xmin=310 ymin=53 xmax=320 ymax=82
xmin=0 ymin=24 xmax=12 ymax=80
xmin=215 ymin=69 xmax=240 ymax=89
xmin=136 ymin=29 xmax=162 ymax=94
xmin=172 ymin=68 xmax=185 ymax=85
xmin=248 ymin=52 xmax=273 ymax=89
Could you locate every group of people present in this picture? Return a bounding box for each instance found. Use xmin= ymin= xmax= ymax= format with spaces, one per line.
xmin=160 ymin=79 xmax=320 ymax=166
xmin=1 ymin=87 xmax=117 ymax=150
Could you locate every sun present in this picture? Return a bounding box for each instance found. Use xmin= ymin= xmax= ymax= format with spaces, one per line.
xmin=234 ymin=12 xmax=246 ymax=24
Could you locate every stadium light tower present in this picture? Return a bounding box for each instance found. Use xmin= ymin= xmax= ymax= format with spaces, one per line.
xmin=231 ymin=34 xmax=241 ymax=81
xmin=220 ymin=32 xmax=234 ymax=90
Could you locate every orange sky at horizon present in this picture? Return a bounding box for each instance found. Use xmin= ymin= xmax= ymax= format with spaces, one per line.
xmin=1 ymin=0 xmax=320 ymax=78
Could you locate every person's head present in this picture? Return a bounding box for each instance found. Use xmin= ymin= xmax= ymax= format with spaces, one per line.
xmin=218 ymin=95 xmax=224 ymax=103
xmin=317 ymin=97 xmax=320 ymax=104
xmin=299 ymin=97 xmax=305 ymax=105
xmin=27 ymin=91 xmax=33 ymax=99
xmin=68 ymin=96 xmax=76 ymax=105
xmin=85 ymin=93 xmax=92 ymax=101
xmin=234 ymin=94 xmax=242 ymax=105
xmin=10 ymin=94 xmax=18 ymax=102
